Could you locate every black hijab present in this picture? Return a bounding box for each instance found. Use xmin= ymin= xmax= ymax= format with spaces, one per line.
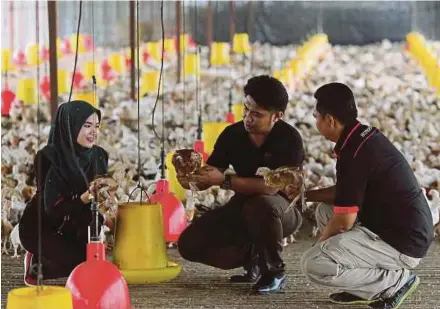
xmin=41 ymin=100 xmax=108 ymax=209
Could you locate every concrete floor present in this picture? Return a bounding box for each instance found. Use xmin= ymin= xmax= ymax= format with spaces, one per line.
xmin=2 ymin=230 xmax=439 ymax=309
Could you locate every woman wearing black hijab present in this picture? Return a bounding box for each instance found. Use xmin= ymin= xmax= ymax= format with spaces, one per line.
xmin=19 ymin=100 xmax=110 ymax=286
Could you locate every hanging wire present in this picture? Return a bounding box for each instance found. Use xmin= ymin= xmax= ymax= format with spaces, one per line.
xmin=194 ymin=0 xmax=202 ymax=140
xmin=35 ymin=0 xmax=43 ymax=291
xmin=151 ymin=1 xmax=166 ymax=140
xmin=317 ymin=2 xmax=323 ymax=34
xmin=181 ymin=0 xmax=187 ymax=146
xmin=68 ymin=1 xmax=83 ymax=102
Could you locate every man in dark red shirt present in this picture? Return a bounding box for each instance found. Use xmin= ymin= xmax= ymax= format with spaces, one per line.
xmin=296 ymin=82 xmax=433 ymax=309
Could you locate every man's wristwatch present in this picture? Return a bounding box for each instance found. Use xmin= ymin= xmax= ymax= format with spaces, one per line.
xmin=220 ymin=174 xmax=232 ymax=190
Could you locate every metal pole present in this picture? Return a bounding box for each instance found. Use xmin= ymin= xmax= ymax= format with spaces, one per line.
xmin=48 ymin=0 xmax=58 ymax=118
xmin=206 ymin=1 xmax=213 ymax=64
xmin=130 ymin=0 xmax=136 ymax=100
xmin=229 ymin=0 xmax=235 ymax=46
xmin=176 ymin=0 xmax=182 ymax=84
xmin=9 ymin=1 xmax=14 ymax=50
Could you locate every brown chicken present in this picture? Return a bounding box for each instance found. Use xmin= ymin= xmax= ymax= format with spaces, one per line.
xmin=172 ymin=149 xmax=203 ymax=177
xmin=256 ymin=166 xmax=306 ymax=211
xmin=256 ymin=166 xmax=305 ymax=190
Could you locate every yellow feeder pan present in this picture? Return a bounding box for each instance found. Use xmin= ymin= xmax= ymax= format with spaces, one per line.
xmin=96 ymin=75 xmax=109 ymax=88
xmin=25 ymin=44 xmax=43 ymax=66
xmin=7 ymin=286 xmax=73 ymax=309
xmin=17 ymin=78 xmax=36 ymax=105
xmin=165 ymin=152 xmax=186 ymax=201
xmin=232 ymin=33 xmax=251 ymax=54
xmin=108 ymin=53 xmax=125 ymax=74
xmin=70 ymin=34 xmax=86 ymax=54
xmin=232 ymin=103 xmax=244 ymax=122
xmin=183 ymin=53 xmax=200 ymax=78
xmin=164 ymin=38 xmax=176 ymax=56
xmin=113 ymin=202 xmax=182 ymax=284
xmin=202 ymin=122 xmax=230 ymax=155
xmin=210 ymin=42 xmax=230 ymax=66
xmin=57 ymin=70 xmax=68 ymax=95
xmin=289 ymin=59 xmax=305 ymax=81
xmin=146 ymin=42 xmax=162 ymax=62
xmin=74 ymin=92 xmax=97 ymax=108
xmin=1 ymin=49 xmax=15 ymax=72
xmin=140 ymin=71 xmax=160 ymax=97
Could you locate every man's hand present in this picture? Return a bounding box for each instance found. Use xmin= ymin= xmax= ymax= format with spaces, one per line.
xmin=190 ymin=166 xmax=225 ymax=187
xmin=282 ymin=184 xmax=300 ymax=200
xmin=176 ymin=175 xmax=191 ymax=190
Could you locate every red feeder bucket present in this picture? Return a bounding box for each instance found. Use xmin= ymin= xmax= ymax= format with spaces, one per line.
xmin=225 ymin=112 xmax=235 ymax=124
xmin=66 ymin=242 xmax=131 ymax=309
xmin=13 ymin=50 xmax=27 ymax=67
xmin=193 ymin=140 xmax=209 ymax=163
xmin=150 ymin=179 xmax=188 ymax=243
xmin=40 ymin=75 xmax=51 ymax=100
xmin=2 ymin=88 xmax=15 ymax=116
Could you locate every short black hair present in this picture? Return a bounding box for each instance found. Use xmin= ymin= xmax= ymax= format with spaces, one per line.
xmin=244 ymin=75 xmax=288 ymax=112
xmin=314 ymin=82 xmax=358 ymax=124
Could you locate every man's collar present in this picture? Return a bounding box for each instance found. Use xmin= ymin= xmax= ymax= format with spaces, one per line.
xmin=333 ymin=120 xmax=360 ymax=155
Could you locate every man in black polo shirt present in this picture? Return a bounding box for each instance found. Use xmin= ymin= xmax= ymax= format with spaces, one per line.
xmin=296 ymin=82 xmax=434 ymax=309
xmin=177 ymin=75 xmax=305 ymax=294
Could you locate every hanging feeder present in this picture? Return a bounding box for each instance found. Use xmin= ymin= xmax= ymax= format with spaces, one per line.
xmin=7 ymin=286 xmax=73 ymax=309
xmin=2 ymin=49 xmax=15 ymax=73
xmin=113 ymin=199 xmax=182 ymax=284
xmin=40 ymin=75 xmax=51 ymax=101
xmin=150 ymin=179 xmax=188 ymax=243
xmin=232 ymin=33 xmax=251 ymax=55
xmin=70 ymin=34 xmax=86 ymax=54
xmin=165 ymin=152 xmax=187 ymax=201
xmin=183 ymin=53 xmax=200 ymax=78
xmin=164 ymin=38 xmax=176 ymax=57
xmin=66 ymin=197 xmax=131 ymax=309
xmin=108 ymin=53 xmax=125 ymax=74
xmin=61 ymin=38 xmax=72 ymax=55
xmin=26 ymin=44 xmax=43 ymax=66
xmin=58 ymin=70 xmax=69 ymax=95
xmin=72 ymin=71 xmax=85 ymax=90
xmin=1 ymin=87 xmax=16 ymax=117
xmin=17 ymin=78 xmax=37 ymax=105
xmin=13 ymin=50 xmax=27 ymax=67
xmin=140 ymin=71 xmax=160 ymax=97
xmin=146 ymin=42 xmax=162 ymax=62
xmin=202 ymin=122 xmax=230 ymax=156
xmin=210 ymin=42 xmax=231 ymax=66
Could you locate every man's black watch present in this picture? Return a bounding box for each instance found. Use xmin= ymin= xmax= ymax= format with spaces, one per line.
xmin=220 ymin=174 xmax=232 ymax=190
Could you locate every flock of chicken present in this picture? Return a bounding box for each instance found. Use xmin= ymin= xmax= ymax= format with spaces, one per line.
xmin=1 ymin=39 xmax=440 ymax=258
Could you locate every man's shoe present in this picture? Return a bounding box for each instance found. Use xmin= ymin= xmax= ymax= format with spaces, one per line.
xmin=23 ymin=252 xmax=37 ymax=287
xmin=329 ymin=292 xmax=380 ymax=305
xmin=369 ymin=275 xmax=420 ymax=309
xmin=252 ymin=274 xmax=286 ymax=294
xmin=230 ymin=265 xmax=261 ymax=283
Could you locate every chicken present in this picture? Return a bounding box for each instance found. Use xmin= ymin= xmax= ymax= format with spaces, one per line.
xmin=171 ymin=149 xmax=203 ymax=177
xmin=10 ymin=224 xmax=23 ymax=258
xmin=256 ymin=166 xmax=306 ymax=211
xmin=2 ymin=218 xmax=13 ymax=255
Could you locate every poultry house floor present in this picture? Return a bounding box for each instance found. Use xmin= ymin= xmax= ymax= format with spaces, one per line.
xmin=2 ymin=229 xmax=440 ymax=309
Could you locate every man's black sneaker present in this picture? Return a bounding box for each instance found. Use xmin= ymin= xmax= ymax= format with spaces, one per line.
xmin=369 ymin=275 xmax=420 ymax=309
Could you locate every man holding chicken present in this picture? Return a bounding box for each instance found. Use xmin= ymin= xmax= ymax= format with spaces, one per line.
xmin=176 ymin=75 xmax=305 ymax=295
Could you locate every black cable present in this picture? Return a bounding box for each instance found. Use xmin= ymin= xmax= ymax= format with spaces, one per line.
xmin=182 ymin=0 xmax=187 ymax=146
xmin=36 ymin=0 xmax=43 ymax=291
xmin=151 ymin=1 xmax=165 ymax=141
xmin=136 ymin=0 xmax=142 ymax=192
xmin=68 ymin=0 xmax=83 ymax=102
